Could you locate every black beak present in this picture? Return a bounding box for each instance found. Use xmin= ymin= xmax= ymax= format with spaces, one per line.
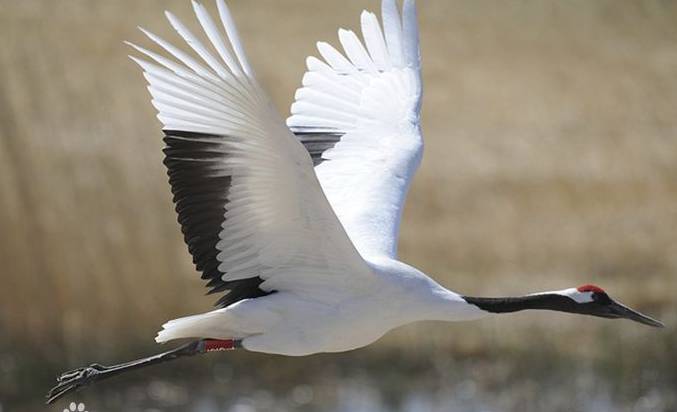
xmin=604 ymin=299 xmax=664 ymax=328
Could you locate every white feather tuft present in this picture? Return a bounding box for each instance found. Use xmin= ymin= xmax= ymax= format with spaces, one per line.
xmin=381 ymin=0 xmax=404 ymax=68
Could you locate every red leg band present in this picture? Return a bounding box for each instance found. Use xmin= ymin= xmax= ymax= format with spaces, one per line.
xmin=203 ymin=339 xmax=235 ymax=352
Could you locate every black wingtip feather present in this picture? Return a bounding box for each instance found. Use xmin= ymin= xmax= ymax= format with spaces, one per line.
xmin=292 ymin=130 xmax=344 ymax=166
xmin=163 ymin=129 xmax=271 ymax=308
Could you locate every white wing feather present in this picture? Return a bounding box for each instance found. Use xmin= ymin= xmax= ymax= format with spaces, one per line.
xmin=287 ymin=0 xmax=423 ymax=259
xmin=129 ymin=0 xmax=376 ymax=304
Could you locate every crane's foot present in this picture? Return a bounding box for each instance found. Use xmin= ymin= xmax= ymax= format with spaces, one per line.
xmin=45 ymin=339 xmax=239 ymax=404
xmin=47 ymin=364 xmax=109 ymax=404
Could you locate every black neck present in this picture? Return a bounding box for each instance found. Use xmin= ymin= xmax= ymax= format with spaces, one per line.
xmin=463 ymin=294 xmax=579 ymax=314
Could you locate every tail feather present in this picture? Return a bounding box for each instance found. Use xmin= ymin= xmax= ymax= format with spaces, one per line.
xmin=155 ymin=310 xmax=239 ymax=343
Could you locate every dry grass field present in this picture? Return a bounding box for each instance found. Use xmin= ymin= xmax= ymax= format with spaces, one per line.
xmin=1 ymin=0 xmax=676 ymax=411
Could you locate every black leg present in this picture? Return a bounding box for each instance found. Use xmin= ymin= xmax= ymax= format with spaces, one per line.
xmin=46 ymin=339 xmax=240 ymax=404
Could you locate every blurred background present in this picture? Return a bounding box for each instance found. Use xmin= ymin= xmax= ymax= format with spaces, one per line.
xmin=1 ymin=0 xmax=676 ymax=411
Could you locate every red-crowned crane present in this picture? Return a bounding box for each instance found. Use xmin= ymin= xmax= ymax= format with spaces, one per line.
xmin=47 ymin=0 xmax=663 ymax=404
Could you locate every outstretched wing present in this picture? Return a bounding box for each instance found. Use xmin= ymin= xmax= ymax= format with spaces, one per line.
xmin=128 ymin=0 xmax=376 ymax=307
xmin=288 ymin=0 xmax=423 ymax=259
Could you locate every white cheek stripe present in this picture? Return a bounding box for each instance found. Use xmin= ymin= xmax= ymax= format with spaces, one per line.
xmin=528 ymin=288 xmax=594 ymax=303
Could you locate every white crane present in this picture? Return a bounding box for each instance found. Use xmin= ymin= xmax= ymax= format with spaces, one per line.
xmin=47 ymin=0 xmax=663 ymax=404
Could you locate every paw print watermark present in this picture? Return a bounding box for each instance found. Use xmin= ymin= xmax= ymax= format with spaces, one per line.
xmin=63 ymin=402 xmax=87 ymax=412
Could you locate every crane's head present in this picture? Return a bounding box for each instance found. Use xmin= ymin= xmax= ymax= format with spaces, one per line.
xmin=555 ymin=284 xmax=664 ymax=327
xmin=464 ymin=284 xmax=664 ymax=327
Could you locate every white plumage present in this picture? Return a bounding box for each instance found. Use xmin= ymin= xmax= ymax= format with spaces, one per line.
xmin=288 ymin=1 xmax=422 ymax=259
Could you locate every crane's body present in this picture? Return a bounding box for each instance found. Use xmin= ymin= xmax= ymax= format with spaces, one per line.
xmin=47 ymin=0 xmax=662 ymax=404
xmin=158 ymin=259 xmax=481 ymax=356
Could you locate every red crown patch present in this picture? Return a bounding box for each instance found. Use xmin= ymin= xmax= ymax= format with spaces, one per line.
xmin=577 ymin=284 xmax=605 ymax=294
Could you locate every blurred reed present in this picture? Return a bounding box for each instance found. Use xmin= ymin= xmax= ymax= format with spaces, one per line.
xmin=0 ymin=0 xmax=676 ymax=409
